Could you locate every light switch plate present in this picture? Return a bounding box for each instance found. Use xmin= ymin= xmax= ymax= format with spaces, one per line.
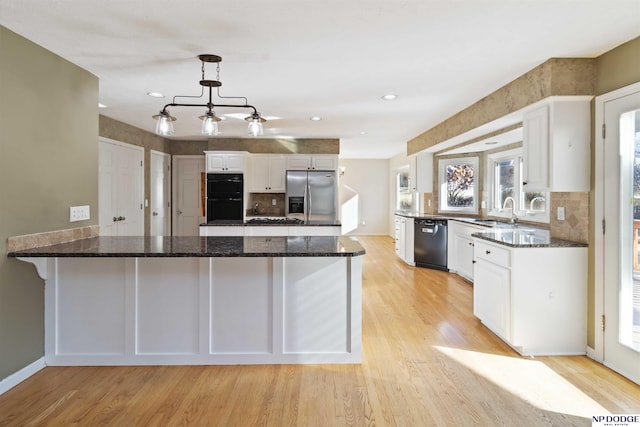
xmin=70 ymin=205 xmax=90 ymax=222
xmin=557 ymin=206 xmax=565 ymax=221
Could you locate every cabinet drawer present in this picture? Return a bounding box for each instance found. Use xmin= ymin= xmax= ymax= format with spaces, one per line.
xmin=475 ymin=241 xmax=510 ymax=267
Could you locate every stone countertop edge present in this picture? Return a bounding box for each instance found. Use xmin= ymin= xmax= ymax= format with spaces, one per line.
xmin=7 ymin=236 xmax=366 ymax=258
xmin=471 ymin=232 xmax=588 ymax=249
xmin=200 ymin=221 xmax=342 ymax=227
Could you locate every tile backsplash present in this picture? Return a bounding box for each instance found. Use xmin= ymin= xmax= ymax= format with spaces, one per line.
xmin=550 ymin=192 xmax=589 ymax=244
xmin=7 ymin=225 xmax=100 ymax=252
xmin=247 ymin=193 xmax=286 ymax=216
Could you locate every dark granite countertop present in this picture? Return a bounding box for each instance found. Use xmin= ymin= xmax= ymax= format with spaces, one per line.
xmin=396 ymin=211 xmax=587 ymax=248
xmin=7 ymin=236 xmax=365 ymax=258
xmin=472 ymin=229 xmax=588 ymax=248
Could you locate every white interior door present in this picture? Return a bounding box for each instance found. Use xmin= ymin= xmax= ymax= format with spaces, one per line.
xmin=99 ymin=141 xmax=117 ymax=236
xmin=150 ymin=150 xmax=171 ymax=236
xmin=600 ymin=85 xmax=640 ymax=385
xmin=99 ymin=138 xmax=144 ymax=236
xmin=172 ymin=155 xmax=205 ymax=236
xmin=117 ymin=144 xmax=144 ymax=235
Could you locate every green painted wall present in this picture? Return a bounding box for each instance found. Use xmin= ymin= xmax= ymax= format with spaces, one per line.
xmin=0 ymin=26 xmax=98 ymax=379
xmin=596 ymin=36 xmax=640 ymax=96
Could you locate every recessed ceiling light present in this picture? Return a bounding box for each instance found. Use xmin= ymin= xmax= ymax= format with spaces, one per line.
xmin=147 ymin=92 xmax=165 ymax=98
xmin=381 ymin=94 xmax=397 ymax=101
xmin=360 ymin=131 xmax=368 ymax=135
xmin=98 ymin=103 xmax=107 ymax=108
xmin=310 ymin=116 xmax=322 ymax=121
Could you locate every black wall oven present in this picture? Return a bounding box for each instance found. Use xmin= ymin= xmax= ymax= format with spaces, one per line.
xmin=206 ymin=173 xmax=243 ymax=222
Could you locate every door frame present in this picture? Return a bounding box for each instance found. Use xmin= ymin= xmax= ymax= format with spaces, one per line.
xmin=593 ymin=80 xmax=640 ymax=363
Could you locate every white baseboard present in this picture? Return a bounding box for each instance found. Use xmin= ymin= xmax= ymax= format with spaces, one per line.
xmin=0 ymin=357 xmax=46 ymax=396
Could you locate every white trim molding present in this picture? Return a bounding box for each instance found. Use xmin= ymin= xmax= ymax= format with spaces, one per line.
xmin=0 ymin=357 xmax=46 ymax=396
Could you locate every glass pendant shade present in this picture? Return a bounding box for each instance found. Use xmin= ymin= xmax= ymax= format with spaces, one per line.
xmin=201 ymin=115 xmax=219 ymax=136
xmin=154 ymin=111 xmax=174 ymax=136
xmin=247 ymin=118 xmax=264 ymax=137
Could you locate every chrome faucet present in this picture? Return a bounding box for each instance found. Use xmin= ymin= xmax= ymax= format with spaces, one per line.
xmin=502 ymin=196 xmax=518 ymax=223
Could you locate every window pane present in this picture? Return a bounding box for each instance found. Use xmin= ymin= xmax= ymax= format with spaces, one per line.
xmin=519 ymin=158 xmax=546 ymax=212
xmin=524 ymin=192 xmax=546 ymax=211
xmin=446 ymin=163 xmax=474 ymax=208
xmin=496 ymin=159 xmax=514 ymax=209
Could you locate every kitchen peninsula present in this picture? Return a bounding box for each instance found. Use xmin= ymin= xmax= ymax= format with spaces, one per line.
xmin=9 ymin=235 xmax=365 ymax=366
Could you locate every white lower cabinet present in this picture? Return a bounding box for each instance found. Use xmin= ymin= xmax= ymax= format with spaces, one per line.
xmin=200 ymin=226 xmax=244 ymax=237
xmin=473 ymin=249 xmax=511 ymax=339
xmin=394 ymin=215 xmax=414 ymax=266
xmin=473 ymin=239 xmax=587 ymax=356
xmin=447 ymin=221 xmax=484 ymax=281
xmin=200 ymin=226 xmax=340 ymax=237
xmin=244 ymin=226 xmax=288 ymax=237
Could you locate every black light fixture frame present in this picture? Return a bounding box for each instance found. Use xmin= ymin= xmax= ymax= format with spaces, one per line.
xmin=153 ymin=54 xmax=265 ymax=132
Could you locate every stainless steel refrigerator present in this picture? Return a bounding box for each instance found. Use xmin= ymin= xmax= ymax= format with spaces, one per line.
xmin=286 ymin=170 xmax=337 ymax=223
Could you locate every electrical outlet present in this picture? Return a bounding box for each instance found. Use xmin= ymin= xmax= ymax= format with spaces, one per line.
xmin=70 ymin=205 xmax=90 ymax=222
xmin=557 ymin=206 xmax=565 ymax=221
xmin=272 ymin=198 xmax=277 ymax=206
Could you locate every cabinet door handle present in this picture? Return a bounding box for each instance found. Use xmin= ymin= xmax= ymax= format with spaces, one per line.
xmin=485 ymin=250 xmax=491 ymax=255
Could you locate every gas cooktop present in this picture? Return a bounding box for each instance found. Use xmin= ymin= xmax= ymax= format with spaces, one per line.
xmin=246 ymin=218 xmax=304 ymax=225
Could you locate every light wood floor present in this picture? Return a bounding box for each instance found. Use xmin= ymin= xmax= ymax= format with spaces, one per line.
xmin=1 ymin=236 xmax=639 ymax=426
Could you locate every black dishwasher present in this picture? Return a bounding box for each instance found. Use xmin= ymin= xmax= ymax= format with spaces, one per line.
xmin=414 ymin=219 xmax=448 ymax=271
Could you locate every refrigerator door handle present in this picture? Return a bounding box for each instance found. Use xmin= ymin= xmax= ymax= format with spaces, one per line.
xmin=306 ymin=182 xmax=312 ymax=222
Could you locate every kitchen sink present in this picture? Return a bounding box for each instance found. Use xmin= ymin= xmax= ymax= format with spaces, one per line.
xmin=472 ymin=219 xmax=500 ymax=225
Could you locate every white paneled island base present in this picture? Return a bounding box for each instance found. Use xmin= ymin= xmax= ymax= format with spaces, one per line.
xmin=29 ymin=255 xmax=362 ymax=366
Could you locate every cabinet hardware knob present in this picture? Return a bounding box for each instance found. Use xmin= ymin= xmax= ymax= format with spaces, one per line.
xmin=113 ymin=216 xmax=118 ymax=222
xmin=472 ymin=260 xmax=476 ymax=264
xmin=522 ymin=181 xmax=528 ymax=186
xmin=486 ymin=250 xmax=491 ymax=254
xmin=468 ymin=242 xmax=474 ymax=246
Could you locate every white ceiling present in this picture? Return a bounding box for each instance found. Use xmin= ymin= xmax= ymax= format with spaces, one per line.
xmin=1 ymin=1 xmax=639 ymax=159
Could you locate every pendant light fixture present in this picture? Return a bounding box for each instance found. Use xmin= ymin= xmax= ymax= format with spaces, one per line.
xmin=152 ymin=54 xmax=265 ymax=137
xmin=199 ymin=110 xmax=220 ymax=136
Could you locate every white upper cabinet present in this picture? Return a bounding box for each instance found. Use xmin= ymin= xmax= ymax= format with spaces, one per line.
xmin=522 ymin=97 xmax=591 ymax=192
xmin=205 ymin=151 xmax=247 ymax=173
xmin=250 ymin=155 xmax=286 ymax=192
xmin=287 ymin=155 xmax=337 ymax=171
xmin=416 ymin=152 xmax=434 ymax=193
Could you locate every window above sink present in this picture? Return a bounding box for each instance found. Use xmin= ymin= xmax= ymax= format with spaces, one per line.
xmin=487 ymin=148 xmax=549 ymax=223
